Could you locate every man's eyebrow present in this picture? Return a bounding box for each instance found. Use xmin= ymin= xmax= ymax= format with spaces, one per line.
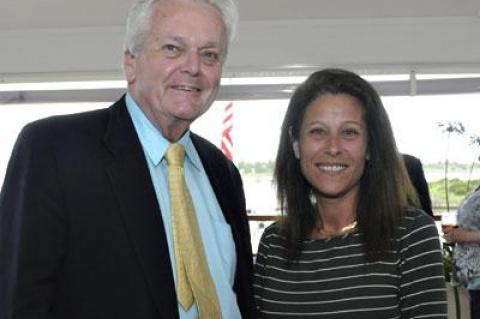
xmin=167 ymin=36 xmax=223 ymax=48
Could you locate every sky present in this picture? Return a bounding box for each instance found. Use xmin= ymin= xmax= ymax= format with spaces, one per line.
xmin=1 ymin=93 xmax=480 ymax=188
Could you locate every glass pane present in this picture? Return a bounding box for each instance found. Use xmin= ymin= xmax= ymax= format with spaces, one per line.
xmin=192 ymin=99 xmax=288 ymax=216
xmin=1 ymin=92 xmax=479 ymax=255
xmin=0 ymin=103 xmax=109 ymax=186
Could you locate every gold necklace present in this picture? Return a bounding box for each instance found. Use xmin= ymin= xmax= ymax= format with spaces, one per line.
xmin=316 ymin=220 xmax=358 ymax=240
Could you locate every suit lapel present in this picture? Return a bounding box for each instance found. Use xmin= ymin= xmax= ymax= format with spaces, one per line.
xmin=192 ymin=134 xmax=255 ymax=317
xmin=192 ymin=136 xmax=231 ymax=222
xmin=191 ymin=134 xmax=243 ymax=251
xmin=103 ymin=97 xmax=178 ymax=317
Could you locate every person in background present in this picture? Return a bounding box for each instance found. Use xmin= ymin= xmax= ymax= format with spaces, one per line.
xmin=0 ymin=0 xmax=256 ymax=318
xmin=444 ymin=183 xmax=480 ymax=319
xmin=403 ymin=153 xmax=434 ymax=216
xmin=253 ymin=68 xmax=447 ymax=318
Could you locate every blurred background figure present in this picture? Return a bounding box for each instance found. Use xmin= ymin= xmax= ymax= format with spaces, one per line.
xmin=403 ymin=153 xmax=434 ymax=216
xmin=444 ymin=184 xmax=480 ymax=319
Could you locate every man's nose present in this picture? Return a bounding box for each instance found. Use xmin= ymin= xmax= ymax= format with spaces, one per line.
xmin=182 ymin=51 xmax=200 ymax=76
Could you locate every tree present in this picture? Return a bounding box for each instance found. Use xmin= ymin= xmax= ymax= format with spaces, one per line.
xmin=438 ymin=121 xmax=465 ymax=212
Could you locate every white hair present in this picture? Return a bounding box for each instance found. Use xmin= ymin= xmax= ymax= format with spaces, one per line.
xmin=124 ymin=0 xmax=238 ymax=57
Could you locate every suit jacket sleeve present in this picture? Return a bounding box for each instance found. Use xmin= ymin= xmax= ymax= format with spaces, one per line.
xmin=1 ymin=121 xmax=66 ymax=317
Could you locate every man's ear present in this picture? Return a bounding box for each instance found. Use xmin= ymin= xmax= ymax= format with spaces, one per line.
xmin=123 ymin=50 xmax=137 ymax=84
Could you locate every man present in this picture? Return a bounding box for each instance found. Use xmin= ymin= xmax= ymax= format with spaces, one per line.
xmin=0 ymin=0 xmax=256 ymax=318
xmin=402 ymin=153 xmax=434 ymax=216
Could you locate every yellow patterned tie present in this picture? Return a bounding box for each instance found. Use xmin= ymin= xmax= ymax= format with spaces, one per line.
xmin=165 ymin=144 xmax=222 ymax=318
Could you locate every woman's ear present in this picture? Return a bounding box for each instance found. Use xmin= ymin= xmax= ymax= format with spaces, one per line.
xmin=292 ymin=140 xmax=300 ymax=159
xmin=289 ymin=126 xmax=300 ymax=159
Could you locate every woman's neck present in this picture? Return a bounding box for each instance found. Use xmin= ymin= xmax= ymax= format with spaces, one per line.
xmin=312 ymin=192 xmax=358 ymax=239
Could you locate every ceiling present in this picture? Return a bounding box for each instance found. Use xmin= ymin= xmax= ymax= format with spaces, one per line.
xmin=1 ymin=0 xmax=479 ymax=30
xmin=1 ymin=0 xmax=479 ymax=102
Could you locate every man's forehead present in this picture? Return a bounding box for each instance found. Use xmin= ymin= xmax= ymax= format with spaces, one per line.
xmin=148 ymin=4 xmax=226 ymax=45
xmin=151 ymin=0 xmax=222 ymax=19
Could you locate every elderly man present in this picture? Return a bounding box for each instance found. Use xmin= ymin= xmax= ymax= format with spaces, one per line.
xmin=0 ymin=0 xmax=255 ymax=318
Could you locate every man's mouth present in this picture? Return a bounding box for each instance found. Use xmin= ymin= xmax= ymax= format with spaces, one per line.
xmin=172 ymin=85 xmax=201 ymax=92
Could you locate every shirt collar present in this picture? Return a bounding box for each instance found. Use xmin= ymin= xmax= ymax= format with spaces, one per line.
xmin=124 ymin=93 xmax=202 ymax=171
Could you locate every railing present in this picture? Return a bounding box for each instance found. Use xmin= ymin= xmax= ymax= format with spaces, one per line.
xmin=248 ymin=214 xmax=441 ymax=222
xmin=247 ymin=215 xmax=279 ymax=222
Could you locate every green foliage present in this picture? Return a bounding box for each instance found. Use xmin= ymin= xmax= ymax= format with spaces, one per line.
xmin=238 ymin=161 xmax=274 ymax=176
xmin=424 ymin=162 xmax=478 ymax=173
xmin=429 ymin=178 xmax=480 ymax=208
xmin=442 ymin=244 xmax=455 ymax=282
xmin=238 ymin=160 xmax=480 ymax=210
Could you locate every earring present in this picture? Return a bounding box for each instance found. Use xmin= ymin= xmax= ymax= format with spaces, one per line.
xmin=293 ymin=141 xmax=300 ymax=159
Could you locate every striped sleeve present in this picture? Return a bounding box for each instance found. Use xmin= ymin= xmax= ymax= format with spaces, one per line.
xmin=398 ymin=210 xmax=448 ymax=318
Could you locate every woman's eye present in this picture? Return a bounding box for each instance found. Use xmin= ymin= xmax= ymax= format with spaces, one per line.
xmin=343 ymin=128 xmax=360 ymax=138
xmin=309 ymin=127 xmax=326 ymax=136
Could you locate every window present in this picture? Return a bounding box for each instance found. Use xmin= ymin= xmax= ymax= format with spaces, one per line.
xmin=0 ymin=102 xmax=109 ymax=185
xmin=1 ymin=76 xmax=479 ymax=253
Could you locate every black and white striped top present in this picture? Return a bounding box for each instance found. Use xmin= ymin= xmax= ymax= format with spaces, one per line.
xmin=254 ymin=210 xmax=448 ymax=318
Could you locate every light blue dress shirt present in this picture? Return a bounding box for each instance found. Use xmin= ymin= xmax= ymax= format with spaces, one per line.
xmin=125 ymin=94 xmax=241 ymax=319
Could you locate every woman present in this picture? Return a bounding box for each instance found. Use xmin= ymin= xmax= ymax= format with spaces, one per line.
xmin=444 ymin=184 xmax=480 ymax=319
xmin=254 ymin=69 xmax=447 ymax=318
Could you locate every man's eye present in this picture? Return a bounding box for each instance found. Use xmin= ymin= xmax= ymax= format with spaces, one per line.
xmin=202 ymin=51 xmax=220 ymax=64
xmin=162 ymin=44 xmax=180 ymax=55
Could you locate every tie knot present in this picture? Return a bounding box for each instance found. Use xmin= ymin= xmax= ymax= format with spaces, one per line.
xmin=166 ymin=144 xmax=185 ymax=167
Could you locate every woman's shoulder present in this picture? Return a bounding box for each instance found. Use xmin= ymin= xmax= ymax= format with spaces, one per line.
xmin=397 ymin=208 xmax=438 ymax=238
xmin=258 ymin=221 xmax=286 ymax=245
xmin=395 ymin=208 xmax=442 ymax=260
xmin=401 ymin=208 xmax=435 ymax=226
xmin=458 ymin=188 xmax=480 ymax=228
xmin=261 ymin=221 xmax=282 ymax=237
xmin=459 ymin=188 xmax=480 ymax=213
